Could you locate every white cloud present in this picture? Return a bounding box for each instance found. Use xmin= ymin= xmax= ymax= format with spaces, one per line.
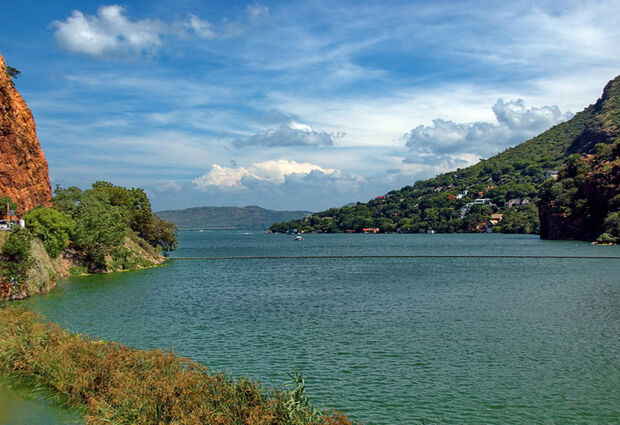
xmin=186 ymin=14 xmax=216 ymax=39
xmin=403 ymin=98 xmax=573 ymax=162
xmin=51 ymin=5 xmax=163 ymax=58
xmin=192 ymin=160 xmax=337 ymax=189
xmin=233 ymin=121 xmax=334 ymax=148
xmin=51 ymin=4 xmax=270 ymax=58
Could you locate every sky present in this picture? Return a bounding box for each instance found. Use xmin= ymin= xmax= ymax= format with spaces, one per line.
xmin=1 ymin=0 xmax=619 ymax=211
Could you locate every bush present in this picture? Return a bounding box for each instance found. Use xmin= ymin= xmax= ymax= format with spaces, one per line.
xmin=23 ymin=207 xmax=75 ymax=258
xmin=596 ymin=233 xmax=616 ymax=244
xmin=0 ymin=229 xmax=34 ymax=295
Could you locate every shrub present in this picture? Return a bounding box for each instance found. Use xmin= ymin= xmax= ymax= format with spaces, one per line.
xmin=0 ymin=229 xmax=34 ymax=297
xmin=23 ymin=207 xmax=75 ymax=258
xmin=596 ymin=233 xmax=616 ymax=244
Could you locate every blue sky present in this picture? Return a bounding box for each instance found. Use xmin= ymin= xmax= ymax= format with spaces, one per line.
xmin=2 ymin=0 xmax=619 ymax=211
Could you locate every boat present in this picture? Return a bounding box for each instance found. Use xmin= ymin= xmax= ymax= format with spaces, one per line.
xmin=294 ymin=235 xmax=303 ymax=241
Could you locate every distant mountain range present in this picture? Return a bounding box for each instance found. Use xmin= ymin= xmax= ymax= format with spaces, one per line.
xmin=156 ymin=205 xmax=312 ymax=230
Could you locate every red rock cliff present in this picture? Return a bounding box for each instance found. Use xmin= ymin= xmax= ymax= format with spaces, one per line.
xmin=0 ymin=53 xmax=52 ymax=213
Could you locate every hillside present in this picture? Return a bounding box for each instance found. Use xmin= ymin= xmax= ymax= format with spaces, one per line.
xmin=271 ymin=75 xmax=619 ymax=237
xmin=539 ymin=76 xmax=620 ymax=242
xmin=156 ymin=205 xmax=311 ymax=230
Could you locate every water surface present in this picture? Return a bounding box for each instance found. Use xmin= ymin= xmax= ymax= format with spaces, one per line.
xmin=11 ymin=233 xmax=620 ymax=424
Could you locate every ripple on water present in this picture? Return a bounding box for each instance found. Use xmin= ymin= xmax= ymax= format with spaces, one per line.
xmin=20 ymin=233 xmax=620 ymax=425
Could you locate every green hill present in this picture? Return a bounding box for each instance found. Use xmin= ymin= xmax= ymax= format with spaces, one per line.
xmin=539 ymin=76 xmax=620 ymax=242
xmin=271 ymin=75 xmax=619 ymax=239
xmin=156 ymin=205 xmax=312 ymax=230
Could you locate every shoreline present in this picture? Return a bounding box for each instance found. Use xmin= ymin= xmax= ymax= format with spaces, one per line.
xmin=0 ymin=307 xmax=353 ymax=425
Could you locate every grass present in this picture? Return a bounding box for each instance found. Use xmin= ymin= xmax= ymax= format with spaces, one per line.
xmin=0 ymin=307 xmax=353 ymax=425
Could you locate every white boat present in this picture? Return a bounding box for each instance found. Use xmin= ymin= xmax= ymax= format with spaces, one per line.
xmin=294 ymin=235 xmax=303 ymax=241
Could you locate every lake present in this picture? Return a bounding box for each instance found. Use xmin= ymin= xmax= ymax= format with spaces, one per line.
xmin=4 ymin=232 xmax=620 ymax=424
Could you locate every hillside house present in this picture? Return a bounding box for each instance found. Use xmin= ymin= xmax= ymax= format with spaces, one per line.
xmin=474 ymin=198 xmax=491 ymax=205
xmin=362 ymin=228 xmax=379 ymax=233
xmin=505 ymin=198 xmax=531 ymax=208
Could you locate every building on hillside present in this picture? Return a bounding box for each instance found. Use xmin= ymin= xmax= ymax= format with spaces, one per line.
xmin=505 ymin=198 xmax=531 ymax=208
xmin=545 ymin=170 xmax=559 ymax=179
xmin=362 ymin=228 xmax=379 ymax=233
xmin=474 ymin=198 xmax=491 ymax=205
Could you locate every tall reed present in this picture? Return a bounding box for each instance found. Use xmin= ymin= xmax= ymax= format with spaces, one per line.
xmin=0 ymin=307 xmax=352 ymax=425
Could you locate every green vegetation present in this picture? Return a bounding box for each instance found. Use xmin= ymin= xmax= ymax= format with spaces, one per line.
xmin=0 ymin=307 xmax=353 ymax=425
xmin=0 ymin=229 xmax=33 ymax=297
xmin=5 ymin=65 xmax=20 ymax=79
xmin=271 ymin=76 xmax=619 ymax=238
xmin=157 ymin=205 xmax=312 ymax=231
xmin=1 ymin=182 xmax=178 ymax=299
xmin=52 ymin=182 xmax=178 ymax=270
xmin=539 ymin=141 xmax=620 ymax=242
xmin=23 ymin=207 xmax=75 ymax=258
xmin=538 ymin=76 xmax=620 ymax=242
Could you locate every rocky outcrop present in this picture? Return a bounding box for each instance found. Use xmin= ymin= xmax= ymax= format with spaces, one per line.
xmin=0 ymin=52 xmax=52 ymax=214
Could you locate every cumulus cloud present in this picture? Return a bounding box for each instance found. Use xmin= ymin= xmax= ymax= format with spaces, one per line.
xmin=192 ymin=160 xmax=337 ymax=189
xmin=404 ymin=99 xmax=573 ymax=163
xmin=51 ymin=5 xmax=164 ymax=58
xmin=51 ymin=4 xmax=269 ymax=58
xmin=234 ymin=121 xmax=335 ymax=148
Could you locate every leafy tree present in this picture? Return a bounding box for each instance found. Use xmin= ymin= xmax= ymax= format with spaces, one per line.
xmin=53 ymin=186 xmax=128 ymax=270
xmin=143 ymin=215 xmax=178 ymax=253
xmin=23 ymin=207 xmax=75 ymax=258
xmin=0 ymin=228 xmax=34 ymax=288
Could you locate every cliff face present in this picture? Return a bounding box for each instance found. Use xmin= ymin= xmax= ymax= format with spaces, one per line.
xmin=0 ymin=53 xmax=52 ymax=214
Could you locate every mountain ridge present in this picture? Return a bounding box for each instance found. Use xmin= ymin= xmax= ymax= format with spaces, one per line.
xmin=156 ymin=205 xmax=312 ymax=230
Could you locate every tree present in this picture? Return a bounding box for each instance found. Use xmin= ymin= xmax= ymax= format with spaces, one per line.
xmin=6 ymin=66 xmax=20 ymax=79
xmin=1 ymin=228 xmax=34 ymax=295
xmin=53 ymin=186 xmax=128 ymax=270
xmin=143 ymin=215 xmax=178 ymax=253
xmin=23 ymin=207 xmax=75 ymax=258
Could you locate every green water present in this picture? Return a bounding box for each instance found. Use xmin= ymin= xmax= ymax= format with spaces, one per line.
xmin=0 ymin=382 xmax=82 ymax=425
xmin=5 ymin=233 xmax=620 ymax=424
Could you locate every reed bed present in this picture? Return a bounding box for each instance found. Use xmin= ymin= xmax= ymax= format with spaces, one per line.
xmin=0 ymin=307 xmax=352 ymax=425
